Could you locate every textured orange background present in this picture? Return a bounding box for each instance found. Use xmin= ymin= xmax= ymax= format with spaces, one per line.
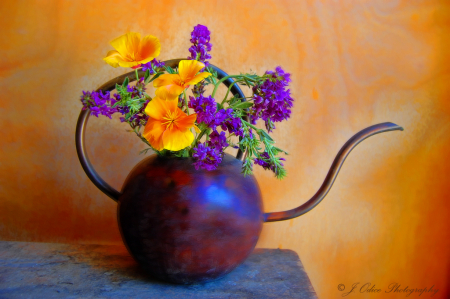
xmin=1 ymin=0 xmax=449 ymax=298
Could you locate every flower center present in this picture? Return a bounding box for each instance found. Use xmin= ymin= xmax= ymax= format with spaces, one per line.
xmin=162 ymin=110 xmax=178 ymax=129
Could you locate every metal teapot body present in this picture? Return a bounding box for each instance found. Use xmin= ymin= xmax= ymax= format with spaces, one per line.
xmin=118 ymin=154 xmax=263 ymax=283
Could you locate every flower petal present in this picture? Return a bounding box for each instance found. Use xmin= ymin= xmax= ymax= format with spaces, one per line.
xmin=139 ymin=35 xmax=161 ymax=61
xmin=155 ymin=85 xmax=185 ymax=99
xmin=117 ymin=60 xmax=145 ymax=68
xmin=186 ymin=72 xmax=212 ymax=86
xmin=145 ymin=97 xmax=177 ymax=120
xmin=178 ymin=60 xmax=205 ymax=82
xmin=162 ymin=125 xmax=195 ymax=151
xmin=175 ymin=113 xmax=197 ymax=132
xmin=110 ymin=32 xmax=141 ymax=59
xmin=153 ymin=74 xmax=186 ymax=98
xmin=103 ymin=50 xmax=124 ymax=68
xmin=153 ymin=74 xmax=180 ymax=88
xmin=193 ymin=124 xmax=201 ymax=133
xmin=143 ymin=118 xmax=165 ymax=151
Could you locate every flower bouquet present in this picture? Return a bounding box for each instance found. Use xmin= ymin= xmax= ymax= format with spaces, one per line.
xmin=80 ymin=24 xmax=293 ymax=179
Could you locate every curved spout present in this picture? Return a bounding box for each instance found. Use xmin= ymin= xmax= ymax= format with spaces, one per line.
xmin=264 ymin=122 xmax=404 ymax=222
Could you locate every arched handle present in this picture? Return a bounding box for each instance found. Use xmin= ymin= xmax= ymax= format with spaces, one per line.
xmin=75 ymin=59 xmax=247 ymax=202
xmin=264 ymin=122 xmax=404 ymax=222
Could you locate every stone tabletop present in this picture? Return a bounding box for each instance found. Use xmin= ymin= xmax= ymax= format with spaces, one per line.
xmin=0 ymin=241 xmax=317 ymax=299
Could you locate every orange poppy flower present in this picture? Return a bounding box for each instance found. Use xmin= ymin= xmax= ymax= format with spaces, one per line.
xmin=143 ymin=97 xmax=199 ymax=151
xmin=153 ymin=60 xmax=211 ymax=99
xmin=103 ymin=32 xmax=161 ymax=68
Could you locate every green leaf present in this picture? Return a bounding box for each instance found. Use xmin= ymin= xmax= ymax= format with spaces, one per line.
xmin=144 ymin=70 xmax=150 ymax=81
xmin=111 ymin=101 xmax=122 ymax=108
xmin=164 ymin=66 xmax=176 ymax=74
xmin=232 ymin=102 xmax=253 ymax=109
xmin=122 ymin=77 xmax=129 ymax=87
xmin=259 ymin=130 xmax=274 ymax=142
xmin=147 ymin=72 xmax=163 ymax=84
xmin=273 ymin=146 xmax=289 ymax=155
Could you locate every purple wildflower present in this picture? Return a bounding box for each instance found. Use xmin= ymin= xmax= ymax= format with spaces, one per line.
xmin=223 ymin=116 xmax=244 ymax=137
xmin=192 ymin=81 xmax=206 ymax=97
xmin=250 ymin=66 xmax=294 ymax=132
xmin=213 ymin=108 xmax=233 ymax=128
xmin=120 ymin=77 xmax=147 ymax=100
xmin=248 ymin=129 xmax=254 ymax=139
xmin=141 ymin=59 xmax=165 ymax=74
xmin=188 ymin=95 xmax=217 ymax=124
xmin=113 ymin=93 xmax=127 ymax=122
xmin=80 ymin=90 xmax=117 ymax=119
xmin=113 ymin=78 xmax=149 ymax=127
xmin=254 ymin=152 xmax=271 ymax=169
xmin=178 ymin=95 xmax=185 ymax=111
xmin=254 ymin=152 xmax=286 ymax=173
xmin=134 ymin=77 xmax=147 ymax=93
xmin=128 ymin=99 xmax=150 ymax=128
xmin=115 ymin=96 xmax=149 ymax=127
xmin=192 ymin=143 xmax=222 ymax=171
xmin=188 ymin=24 xmax=212 ymax=65
xmin=209 ymin=130 xmax=228 ymax=151
xmin=212 ymin=109 xmax=243 ymax=137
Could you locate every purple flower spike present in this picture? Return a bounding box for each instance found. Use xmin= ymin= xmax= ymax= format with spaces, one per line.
xmin=249 ymin=66 xmax=294 ymax=132
xmin=192 ymin=143 xmax=222 ymax=171
xmin=80 ymin=90 xmax=117 ymax=119
xmin=141 ymin=59 xmax=165 ymax=74
xmin=209 ymin=130 xmax=228 ymax=151
xmin=254 ymin=152 xmax=271 ymax=169
xmin=254 ymin=152 xmax=286 ymax=174
xmin=188 ymin=24 xmax=212 ymax=65
xmin=206 ymin=108 xmax=243 ymax=137
xmin=188 ymin=95 xmax=217 ymax=125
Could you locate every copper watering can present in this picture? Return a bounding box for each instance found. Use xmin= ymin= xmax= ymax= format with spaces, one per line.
xmin=76 ymin=59 xmax=403 ymax=284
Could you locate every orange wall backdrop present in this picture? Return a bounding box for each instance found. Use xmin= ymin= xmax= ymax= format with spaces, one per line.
xmin=1 ymin=0 xmax=449 ymax=298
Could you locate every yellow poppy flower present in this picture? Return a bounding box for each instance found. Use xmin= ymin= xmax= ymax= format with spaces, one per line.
xmin=103 ymin=32 xmax=161 ymax=68
xmin=143 ymin=97 xmax=198 ymax=151
xmin=153 ymin=60 xmax=211 ymax=99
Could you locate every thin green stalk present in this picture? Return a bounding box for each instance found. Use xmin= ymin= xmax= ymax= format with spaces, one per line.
xmin=221 ymin=81 xmax=238 ymax=107
xmin=183 ymin=90 xmax=189 ymax=115
xmin=212 ymin=74 xmax=258 ymax=98
xmin=211 ymin=75 xmax=240 ymax=98
xmin=135 ymin=68 xmax=139 ymax=80
xmin=242 ymin=119 xmax=259 ymax=131
xmin=194 ymin=128 xmax=209 ymax=146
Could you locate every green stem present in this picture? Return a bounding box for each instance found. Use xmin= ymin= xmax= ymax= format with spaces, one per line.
xmin=183 ymin=90 xmax=189 ymax=115
xmin=135 ymin=68 xmax=139 ymax=80
xmin=242 ymin=119 xmax=259 ymax=131
xmin=212 ymin=75 xmax=241 ymax=98
xmin=220 ymin=80 xmax=238 ymax=107
xmin=194 ymin=128 xmax=209 ymax=146
xmin=212 ymin=74 xmax=258 ymax=98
